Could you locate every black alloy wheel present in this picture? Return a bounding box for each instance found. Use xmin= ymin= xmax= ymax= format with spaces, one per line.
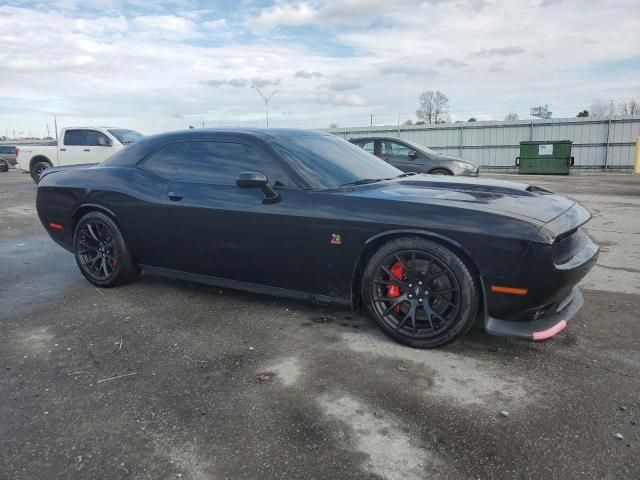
xmin=363 ymin=237 xmax=479 ymax=348
xmin=73 ymin=211 xmax=139 ymax=287
xmin=76 ymin=219 xmax=118 ymax=281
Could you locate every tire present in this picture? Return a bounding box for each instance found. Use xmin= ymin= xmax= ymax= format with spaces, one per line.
xmin=362 ymin=237 xmax=479 ymax=348
xmin=0 ymin=161 xmax=8 ymax=173
xmin=429 ymin=168 xmax=452 ymax=176
xmin=73 ymin=211 xmax=140 ymax=287
xmin=31 ymin=161 xmax=52 ymax=183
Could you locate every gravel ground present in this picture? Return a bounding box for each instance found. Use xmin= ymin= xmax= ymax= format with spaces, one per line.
xmin=1 ymin=169 xmax=639 ymax=480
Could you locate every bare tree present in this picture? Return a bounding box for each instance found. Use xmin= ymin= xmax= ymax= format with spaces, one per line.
xmin=576 ymin=109 xmax=589 ymax=117
xmin=504 ymin=112 xmax=519 ymax=121
xmin=589 ymin=100 xmax=613 ymax=118
xmin=617 ymin=98 xmax=640 ymax=116
xmin=403 ymin=119 xmax=413 ymax=126
xmin=328 ymin=122 xmax=339 ymax=129
xmin=416 ymin=90 xmax=449 ymax=124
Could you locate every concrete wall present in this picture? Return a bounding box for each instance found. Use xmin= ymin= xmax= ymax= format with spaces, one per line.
xmin=327 ymin=116 xmax=640 ymax=171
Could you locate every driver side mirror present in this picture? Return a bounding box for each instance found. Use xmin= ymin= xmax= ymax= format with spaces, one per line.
xmin=408 ymin=150 xmax=418 ymax=159
xmin=236 ymin=171 xmax=281 ymax=204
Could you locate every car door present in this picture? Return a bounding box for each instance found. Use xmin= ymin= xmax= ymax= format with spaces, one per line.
xmin=139 ymin=138 xmax=315 ymax=293
xmin=59 ymin=129 xmax=87 ymax=166
xmin=378 ymin=139 xmax=424 ymax=172
xmin=84 ymin=130 xmax=115 ymax=164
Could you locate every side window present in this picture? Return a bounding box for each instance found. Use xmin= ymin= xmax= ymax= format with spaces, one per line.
xmin=359 ymin=141 xmax=375 ymax=154
xmin=141 ymin=142 xmax=188 ymax=178
xmin=86 ymin=130 xmax=111 ymax=147
xmin=390 ymin=141 xmax=411 ymax=157
xmin=176 ymin=141 xmax=293 ymax=187
xmin=64 ymin=130 xmax=85 ymax=146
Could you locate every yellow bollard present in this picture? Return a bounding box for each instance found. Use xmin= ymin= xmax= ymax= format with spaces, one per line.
xmin=636 ymin=137 xmax=640 ymax=174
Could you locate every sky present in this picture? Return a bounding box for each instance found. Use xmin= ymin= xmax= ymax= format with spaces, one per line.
xmin=0 ymin=0 xmax=639 ymax=137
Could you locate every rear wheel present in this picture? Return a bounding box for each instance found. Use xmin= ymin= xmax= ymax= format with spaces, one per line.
xmin=362 ymin=237 xmax=479 ymax=348
xmin=429 ymin=168 xmax=452 ymax=175
xmin=73 ymin=211 xmax=139 ymax=287
xmin=31 ymin=161 xmax=52 ymax=183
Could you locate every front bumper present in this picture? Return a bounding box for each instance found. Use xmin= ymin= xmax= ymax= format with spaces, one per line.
xmin=484 ymin=286 xmax=583 ymax=340
xmin=455 ymin=168 xmax=479 ymax=177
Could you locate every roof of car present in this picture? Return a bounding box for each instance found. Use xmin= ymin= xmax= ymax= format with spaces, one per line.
xmin=350 ymin=136 xmax=410 ymax=142
xmin=146 ymin=128 xmax=331 ymax=141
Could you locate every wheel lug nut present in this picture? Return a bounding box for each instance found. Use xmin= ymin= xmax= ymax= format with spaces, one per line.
xmin=408 ymin=283 xmax=412 ymax=288
xmin=418 ymin=281 xmax=422 ymax=286
xmin=419 ymin=298 xmax=423 ymax=303
xmin=408 ymin=294 xmax=412 ymax=298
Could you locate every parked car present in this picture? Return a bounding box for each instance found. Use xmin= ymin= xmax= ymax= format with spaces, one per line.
xmin=0 ymin=159 xmax=8 ymax=172
xmin=0 ymin=145 xmax=18 ymax=166
xmin=16 ymin=127 xmax=143 ymax=183
xmin=36 ymin=129 xmax=597 ymax=348
xmin=349 ymin=136 xmax=479 ymax=176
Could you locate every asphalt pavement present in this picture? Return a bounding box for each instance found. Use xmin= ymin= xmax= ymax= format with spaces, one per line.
xmin=1 ymin=169 xmax=639 ymax=479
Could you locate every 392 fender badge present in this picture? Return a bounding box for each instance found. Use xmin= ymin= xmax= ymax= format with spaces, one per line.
xmin=330 ymin=234 xmax=342 ymax=245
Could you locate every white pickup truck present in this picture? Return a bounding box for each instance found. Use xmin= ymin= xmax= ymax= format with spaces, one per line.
xmin=17 ymin=127 xmax=143 ymax=182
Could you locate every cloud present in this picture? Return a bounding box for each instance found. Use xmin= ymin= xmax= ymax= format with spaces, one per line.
xmin=248 ymin=0 xmax=445 ymax=28
xmin=295 ymin=70 xmax=323 ymax=79
xmin=326 ymin=77 xmax=362 ymax=91
xmin=437 ymin=58 xmax=468 ymax=68
xmin=488 ymin=62 xmax=506 ymax=72
xmin=131 ymin=14 xmax=204 ymax=41
xmin=251 ymin=77 xmax=281 ymax=88
xmin=318 ymin=93 xmax=367 ymax=107
xmin=202 ymin=78 xmax=248 ymax=88
xmin=229 ymin=78 xmax=249 ymax=88
xmin=380 ymin=63 xmax=439 ymax=78
xmin=473 ymin=46 xmax=525 ymax=57
xmin=1 ymin=0 xmax=640 ymax=135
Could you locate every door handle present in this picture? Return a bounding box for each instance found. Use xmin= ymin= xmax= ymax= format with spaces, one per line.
xmin=167 ymin=191 xmax=185 ymax=201
xmin=60 ymin=148 xmax=66 ymax=151
xmin=83 ymin=149 xmax=91 ymax=152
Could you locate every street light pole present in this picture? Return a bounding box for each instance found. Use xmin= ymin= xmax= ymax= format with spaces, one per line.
xmin=252 ymin=86 xmax=278 ymax=128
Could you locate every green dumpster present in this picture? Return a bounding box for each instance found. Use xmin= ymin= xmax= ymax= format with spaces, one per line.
xmin=516 ymin=140 xmax=574 ymax=175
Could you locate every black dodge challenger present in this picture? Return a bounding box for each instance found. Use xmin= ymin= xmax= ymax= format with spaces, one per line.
xmin=36 ymin=129 xmax=599 ymax=348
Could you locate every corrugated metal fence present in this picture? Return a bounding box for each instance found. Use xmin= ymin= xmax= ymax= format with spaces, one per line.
xmin=328 ymin=116 xmax=640 ymax=171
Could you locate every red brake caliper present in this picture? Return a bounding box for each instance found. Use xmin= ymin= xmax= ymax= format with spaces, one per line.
xmin=386 ymin=261 xmax=405 ymax=313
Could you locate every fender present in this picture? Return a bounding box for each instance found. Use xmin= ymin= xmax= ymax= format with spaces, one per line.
xmin=71 ymin=203 xmax=118 ymax=224
xmin=351 ymin=228 xmax=488 ymax=316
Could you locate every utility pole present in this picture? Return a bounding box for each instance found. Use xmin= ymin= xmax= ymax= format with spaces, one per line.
xmin=12 ymin=129 xmax=15 ymax=140
xmin=370 ymin=114 xmax=374 ymax=126
xmin=201 ymin=122 xmax=205 ymax=128
xmin=54 ymin=114 xmax=59 ymax=143
xmin=252 ymin=86 xmax=278 ymax=127
xmin=46 ymin=124 xmax=50 ymax=138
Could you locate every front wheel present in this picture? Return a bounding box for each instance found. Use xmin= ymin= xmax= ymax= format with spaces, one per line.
xmin=73 ymin=211 xmax=140 ymax=287
xmin=429 ymin=168 xmax=452 ymax=175
xmin=362 ymin=237 xmax=479 ymax=348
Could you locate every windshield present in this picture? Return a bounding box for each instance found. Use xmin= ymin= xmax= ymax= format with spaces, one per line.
xmin=274 ymin=134 xmax=401 ymax=189
xmin=108 ymin=129 xmax=144 ymax=145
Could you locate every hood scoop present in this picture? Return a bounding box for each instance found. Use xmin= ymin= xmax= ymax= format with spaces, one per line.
xmin=525 ymin=184 xmax=553 ymax=194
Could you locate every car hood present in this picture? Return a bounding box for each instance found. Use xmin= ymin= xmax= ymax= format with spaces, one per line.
xmin=343 ymin=174 xmax=576 ymax=224
xmin=432 ymin=153 xmax=477 ymax=167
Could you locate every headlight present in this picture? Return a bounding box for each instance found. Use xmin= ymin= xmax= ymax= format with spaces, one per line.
xmin=453 ymin=161 xmax=476 ymax=171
